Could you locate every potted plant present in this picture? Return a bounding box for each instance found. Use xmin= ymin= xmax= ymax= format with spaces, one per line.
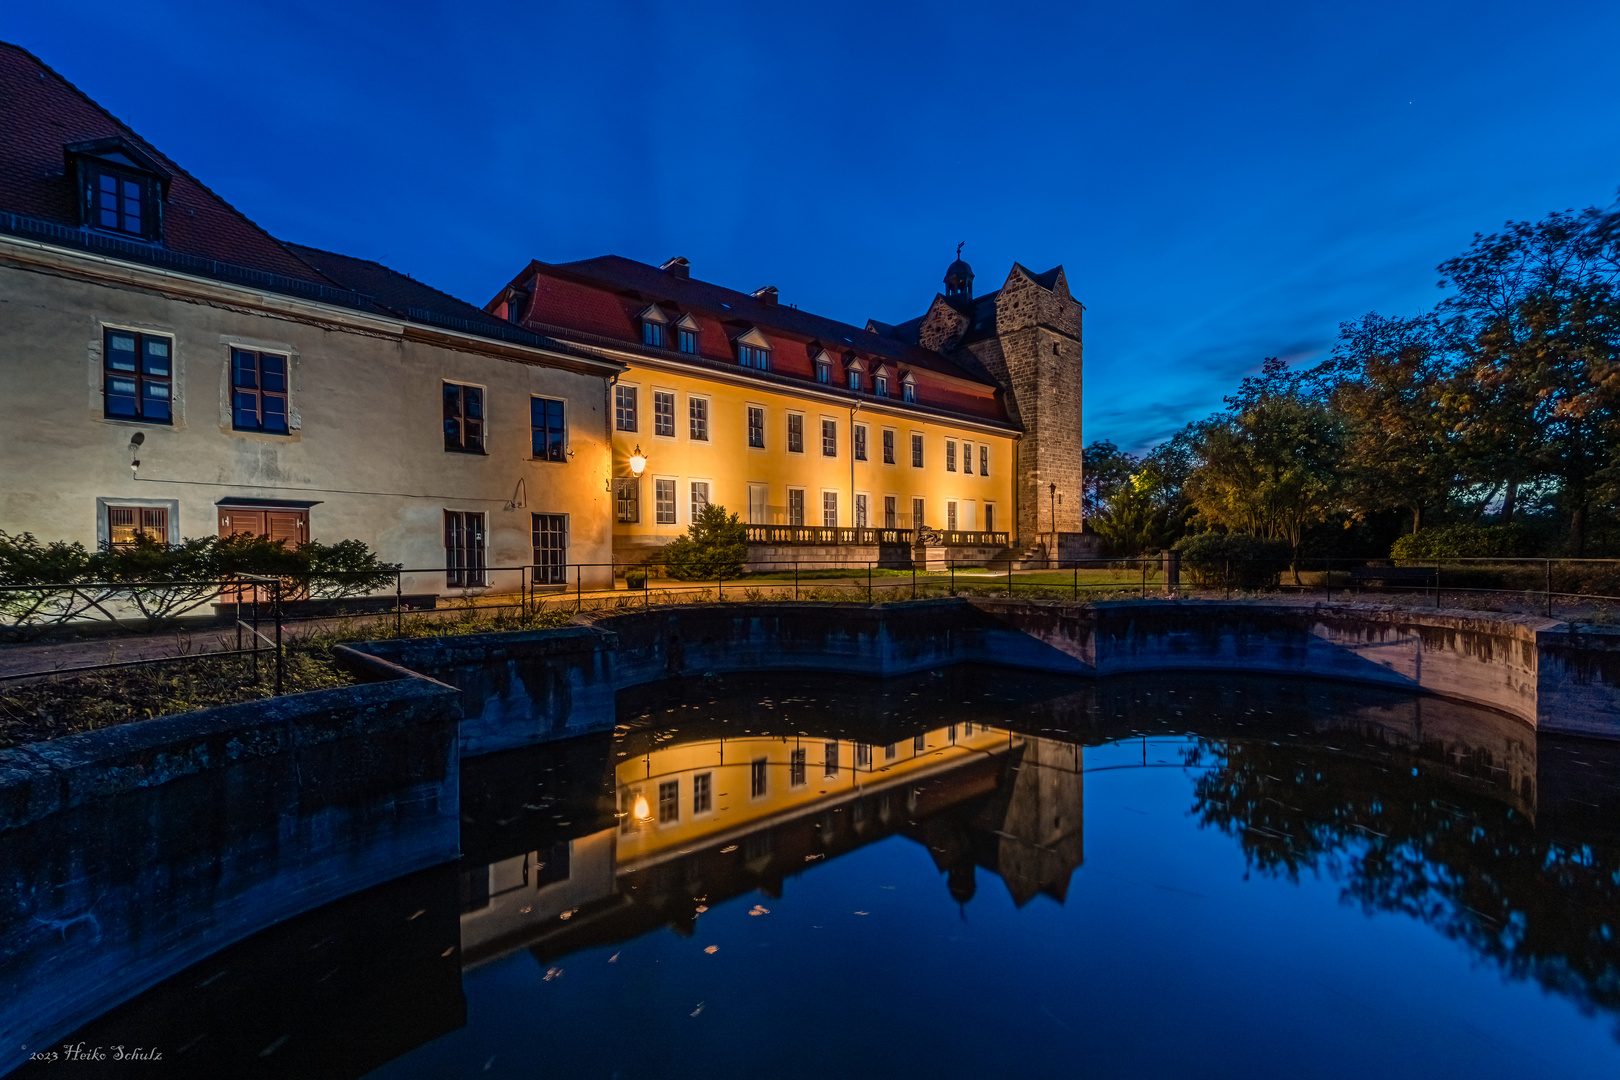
xmin=625 ymin=568 xmax=648 ymax=590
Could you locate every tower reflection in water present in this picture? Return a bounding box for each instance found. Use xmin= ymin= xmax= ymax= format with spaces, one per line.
xmin=459 ymin=723 xmax=1085 ymax=968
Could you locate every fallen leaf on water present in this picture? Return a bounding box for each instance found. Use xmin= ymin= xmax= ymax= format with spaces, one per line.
xmin=608 ymin=952 xmax=619 ymax=963
xmin=720 ymin=845 xmax=738 ymax=854
xmin=749 ymin=905 xmax=770 ymax=916
xmin=695 ymin=905 xmax=709 ymax=914
xmin=559 ymin=909 xmax=576 ymax=920
xmin=804 ymin=854 xmax=824 ymax=862
xmin=544 ymin=966 xmax=563 ymax=981
xmin=854 ymin=911 xmax=869 ymax=915
xmin=691 ymin=1002 xmax=706 ymax=1017
xmin=703 ymin=945 xmax=719 ymax=954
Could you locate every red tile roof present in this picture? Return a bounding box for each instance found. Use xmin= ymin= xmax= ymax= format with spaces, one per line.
xmin=496 ymin=255 xmax=1013 ymax=427
xmin=0 ymin=40 xmax=331 ymax=284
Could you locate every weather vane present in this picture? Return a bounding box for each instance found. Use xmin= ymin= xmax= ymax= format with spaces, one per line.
xmin=956 ymin=241 xmax=964 ymax=259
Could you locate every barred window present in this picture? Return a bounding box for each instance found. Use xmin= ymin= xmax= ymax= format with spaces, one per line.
xmin=689 ymin=397 xmax=709 ymax=441
xmin=445 ymin=511 xmax=486 ymax=588
xmin=615 ymin=478 xmax=640 ymax=523
xmin=107 ymin=505 xmax=168 ymax=548
xmin=655 ymin=479 xmax=676 ymax=524
xmin=442 ymin=382 xmax=482 ymax=451
xmin=615 ymin=385 xmax=638 ymax=432
xmin=653 ymin=390 xmax=675 ymax=437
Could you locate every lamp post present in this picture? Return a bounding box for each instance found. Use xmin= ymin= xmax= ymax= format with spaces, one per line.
xmin=1049 ymin=482 xmax=1057 ymax=559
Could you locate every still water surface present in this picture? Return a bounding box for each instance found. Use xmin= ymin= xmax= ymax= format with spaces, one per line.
xmin=30 ymin=669 xmax=1620 ymax=1078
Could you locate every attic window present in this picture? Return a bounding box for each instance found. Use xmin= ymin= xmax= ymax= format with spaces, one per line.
xmin=676 ymin=315 xmax=700 ymax=354
xmin=735 ymin=328 xmax=772 ymax=370
xmin=68 ymin=138 xmax=168 ymax=242
xmin=638 ymin=305 xmax=669 ymax=349
xmin=901 ymin=373 xmax=916 ymax=403
xmin=816 ymin=360 xmax=831 ymax=383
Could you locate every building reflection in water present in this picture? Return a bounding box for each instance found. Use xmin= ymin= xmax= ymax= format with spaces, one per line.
xmin=458 ymin=724 xmax=1085 ymax=967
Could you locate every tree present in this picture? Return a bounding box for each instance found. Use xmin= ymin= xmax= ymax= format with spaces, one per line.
xmin=1328 ymin=312 xmax=1460 ymax=534
xmin=1081 ymin=440 xmax=1139 ymax=521
xmin=1184 ymin=395 xmax=1344 ymax=580
xmin=662 ymin=503 xmax=748 ymax=581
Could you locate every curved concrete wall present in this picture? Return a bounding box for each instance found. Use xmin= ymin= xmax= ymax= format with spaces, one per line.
xmin=350 ymin=599 xmax=1620 ymax=754
xmin=0 ymin=655 xmax=461 ymax=1076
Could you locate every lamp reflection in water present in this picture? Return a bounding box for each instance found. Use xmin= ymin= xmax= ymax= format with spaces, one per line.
xmin=632 ymin=793 xmax=651 ymax=822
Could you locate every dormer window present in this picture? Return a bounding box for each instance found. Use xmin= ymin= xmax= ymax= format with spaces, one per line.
xmin=901 ymin=372 xmax=916 ymax=403
xmin=845 ymin=357 xmax=865 ymax=392
xmin=67 ymin=138 xmax=168 ymax=243
xmin=735 ymin=327 xmax=772 ymax=370
xmin=873 ymin=367 xmax=890 ymax=397
xmin=812 ymin=348 xmax=833 ymax=384
xmin=502 ymin=290 xmax=527 ymax=323
xmin=638 ymin=305 xmax=669 ymax=349
xmin=676 ymin=315 xmax=700 ymax=354
xmin=847 ymin=370 xmax=861 ymax=391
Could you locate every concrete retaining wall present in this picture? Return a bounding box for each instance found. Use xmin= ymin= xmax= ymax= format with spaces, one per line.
xmin=363 ymin=599 xmax=1620 ymax=752
xmin=0 ymin=654 xmax=461 ymax=1075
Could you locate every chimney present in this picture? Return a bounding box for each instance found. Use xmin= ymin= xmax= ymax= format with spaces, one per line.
xmin=750 ymin=285 xmax=779 ymax=305
xmin=659 ymin=256 xmax=690 ymax=279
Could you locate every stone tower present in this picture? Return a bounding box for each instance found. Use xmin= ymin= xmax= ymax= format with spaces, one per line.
xmin=874 ymin=255 xmax=1086 ymax=548
xmin=957 ymin=263 xmax=1085 ymax=545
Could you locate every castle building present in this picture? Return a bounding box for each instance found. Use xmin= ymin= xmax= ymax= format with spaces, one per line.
xmin=490 ymin=251 xmax=1088 ymax=566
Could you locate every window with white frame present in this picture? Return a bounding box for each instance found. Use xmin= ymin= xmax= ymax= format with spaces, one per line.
xmin=690 ymin=481 xmax=710 ymax=521
xmin=963 ymin=441 xmax=973 ymax=475
xmin=855 ymin=493 xmax=867 ymax=527
xmin=854 ymin=424 xmax=867 ymax=461
xmin=653 ymin=390 xmax=676 ymax=438
xmin=946 ymin=440 xmax=957 ymax=472
xmin=822 ymin=491 xmax=838 ymax=527
xmin=655 ymin=478 xmax=676 ymax=524
xmin=821 ymin=419 xmax=837 ymax=458
xmin=747 ymin=405 xmax=765 ymax=448
xmin=688 ymin=396 xmax=709 ymax=441
xmin=980 ymin=444 xmax=989 ymax=476
xmin=614 ymin=385 xmax=638 ymax=432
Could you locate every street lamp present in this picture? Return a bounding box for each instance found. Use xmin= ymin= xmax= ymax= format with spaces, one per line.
xmin=628 ymin=444 xmax=648 ymax=478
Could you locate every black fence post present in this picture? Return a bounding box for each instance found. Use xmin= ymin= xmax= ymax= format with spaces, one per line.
xmin=1073 ymin=563 xmax=1078 ymax=602
xmin=950 ymin=562 xmax=955 ymax=595
xmin=273 ymin=579 xmax=284 ymax=696
xmin=911 ymin=561 xmax=916 ymax=601
xmin=252 ymin=592 xmax=261 ymax=685
xmin=1225 ymin=560 xmax=1232 ymax=601
xmin=794 ymin=560 xmax=799 ymax=601
xmin=868 ymin=561 xmax=873 ymax=603
xmin=576 ymin=564 xmax=582 ymax=614
xmin=1141 ymin=560 xmax=1147 ymax=599
xmin=395 ymin=570 xmax=403 ymax=636
xmin=1547 ymin=560 xmax=1554 ymax=618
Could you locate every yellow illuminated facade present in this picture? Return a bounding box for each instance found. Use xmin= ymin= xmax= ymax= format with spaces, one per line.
xmin=614 ymin=722 xmax=1009 ymax=866
xmin=610 ymin=358 xmax=1017 ymax=549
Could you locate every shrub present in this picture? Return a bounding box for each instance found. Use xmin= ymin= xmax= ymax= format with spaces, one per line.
xmin=1172 ymin=532 xmax=1291 ymax=588
xmin=1390 ymin=523 xmax=1537 ymax=561
xmin=662 ymin=504 xmax=748 ymax=581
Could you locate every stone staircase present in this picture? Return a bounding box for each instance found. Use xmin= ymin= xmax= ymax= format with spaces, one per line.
xmin=1008 ymin=541 xmax=1048 ymax=571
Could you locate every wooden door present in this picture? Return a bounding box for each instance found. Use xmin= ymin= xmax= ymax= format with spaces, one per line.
xmin=219 ymin=507 xmax=309 ymax=602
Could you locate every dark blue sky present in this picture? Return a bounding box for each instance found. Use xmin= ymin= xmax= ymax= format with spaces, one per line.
xmin=8 ymin=1 xmax=1620 ymax=451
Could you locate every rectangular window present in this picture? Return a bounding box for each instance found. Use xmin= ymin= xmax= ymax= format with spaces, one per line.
xmin=823 ymin=741 xmax=840 ymax=777
xmin=815 ymin=362 xmax=830 ymax=384
xmin=690 ymin=481 xmax=710 ymax=521
xmin=441 ymin=382 xmax=483 ymax=451
xmin=751 ymin=757 xmax=768 ymax=798
xmin=946 ymin=440 xmax=957 ymax=472
xmin=643 ymin=321 xmax=665 ymax=348
xmin=963 ymin=441 xmax=973 ymax=475
xmin=107 ymin=505 xmax=168 ymax=548
xmin=88 ymin=166 xmax=153 ymax=238
xmin=531 ymin=397 xmax=566 ymax=461
xmin=532 ymin=513 xmax=567 ymax=585
xmin=855 ymin=493 xmax=867 ymax=528
xmin=874 ymin=375 xmax=888 ymax=397
xmin=790 ymin=748 xmax=807 ymax=787
xmin=659 ymin=780 xmax=679 ymax=823
xmin=854 ymin=424 xmax=868 ymax=461
xmin=234 ymin=349 xmax=290 ymax=434
xmin=822 ymin=491 xmax=838 ymax=528
xmin=788 ymin=488 xmax=805 ymax=526
xmin=855 ymin=744 xmax=871 ymax=768
xmin=689 ymin=397 xmax=709 ymax=441
xmin=615 ymin=385 xmax=638 ymax=432
xmin=985 ymin=504 xmax=995 ymax=533
xmin=882 ymin=429 xmax=895 ymax=465
xmin=912 ymin=497 xmax=925 ymax=529
xmin=693 ymin=772 xmax=712 ymax=814
xmin=748 ymin=483 xmax=769 ymax=525
xmin=980 ymin=445 xmax=989 ymax=476
xmin=902 ymin=381 xmax=916 ymax=403
xmin=653 ymin=390 xmax=676 ymax=438
xmin=615 ymin=478 xmax=639 ymax=523
xmin=678 ymin=326 xmax=699 ymax=354
xmin=536 ymin=840 xmax=571 ymax=886
xmin=787 ymin=413 xmax=804 ymax=453
xmin=655 ymin=479 xmax=676 ymax=524
xmin=948 ymin=501 xmax=958 ymax=530
xmin=848 ymin=369 xmax=861 ymax=391
xmin=747 ymin=406 xmax=765 ymax=448
xmin=884 ymin=495 xmax=897 ymax=529
xmin=103 ymin=330 xmax=172 ymax=423
xmin=739 ymin=344 xmax=770 ymax=369
xmin=914 ymin=734 xmax=926 ymax=753
xmin=445 ymin=511 xmax=486 ymax=587
xmin=885 ymin=743 xmax=897 ymax=760
xmin=821 ymin=419 xmax=837 ymax=458
xmin=911 ymin=434 xmax=924 ymax=468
